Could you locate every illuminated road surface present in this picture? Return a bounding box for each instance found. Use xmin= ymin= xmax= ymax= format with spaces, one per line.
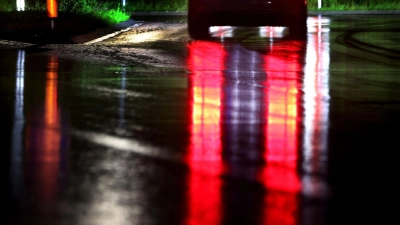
xmin=2 ymin=14 xmax=400 ymax=225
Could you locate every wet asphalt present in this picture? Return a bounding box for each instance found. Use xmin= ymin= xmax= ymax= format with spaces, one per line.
xmin=2 ymin=11 xmax=400 ymax=225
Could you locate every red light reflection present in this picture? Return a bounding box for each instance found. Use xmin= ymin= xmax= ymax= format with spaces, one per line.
xmin=186 ymin=41 xmax=225 ymax=225
xmin=25 ymin=55 xmax=61 ymax=203
xmin=261 ymin=43 xmax=302 ymax=225
xmin=263 ymin=45 xmax=302 ymax=192
xmin=187 ymin=39 xmax=303 ymax=225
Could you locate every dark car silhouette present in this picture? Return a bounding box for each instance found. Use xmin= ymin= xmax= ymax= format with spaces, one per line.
xmin=188 ymin=0 xmax=308 ymax=39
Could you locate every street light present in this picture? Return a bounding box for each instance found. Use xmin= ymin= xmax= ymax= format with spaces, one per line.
xmin=47 ymin=0 xmax=58 ymax=29
xmin=16 ymin=0 xmax=25 ymax=11
xmin=122 ymin=0 xmax=126 ymax=11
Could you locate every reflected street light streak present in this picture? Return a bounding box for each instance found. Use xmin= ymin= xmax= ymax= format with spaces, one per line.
xmin=30 ymin=55 xmax=61 ymax=202
xmin=302 ymin=16 xmax=331 ymax=200
xmin=10 ymin=50 xmax=26 ymax=204
xmin=303 ymin=17 xmax=331 ymax=175
xmin=12 ymin=50 xmax=25 ymax=161
xmin=21 ymin=55 xmax=63 ymax=205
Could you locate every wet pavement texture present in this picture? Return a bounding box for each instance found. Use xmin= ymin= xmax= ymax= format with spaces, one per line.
xmin=2 ymin=14 xmax=400 ymax=225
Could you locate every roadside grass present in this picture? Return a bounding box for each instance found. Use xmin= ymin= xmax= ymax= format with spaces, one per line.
xmin=123 ymin=0 xmax=187 ymax=12
xmin=307 ymin=0 xmax=400 ymax=10
xmin=0 ymin=0 xmax=130 ymax=44
xmin=119 ymin=0 xmax=400 ymax=12
xmin=0 ymin=0 xmax=130 ymax=25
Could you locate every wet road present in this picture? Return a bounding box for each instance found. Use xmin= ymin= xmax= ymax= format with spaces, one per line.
xmin=2 ymin=14 xmax=400 ymax=225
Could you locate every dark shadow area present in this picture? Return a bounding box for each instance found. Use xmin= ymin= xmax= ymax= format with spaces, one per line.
xmin=0 ymin=11 xmax=109 ymax=44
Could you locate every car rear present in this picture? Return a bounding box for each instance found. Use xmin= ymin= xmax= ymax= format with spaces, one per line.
xmin=188 ymin=0 xmax=308 ymax=39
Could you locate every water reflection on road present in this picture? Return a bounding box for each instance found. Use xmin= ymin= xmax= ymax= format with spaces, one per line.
xmin=8 ymin=50 xmax=69 ymax=217
xmin=186 ymin=16 xmax=330 ymax=225
xmin=3 ymin=16 xmax=352 ymax=225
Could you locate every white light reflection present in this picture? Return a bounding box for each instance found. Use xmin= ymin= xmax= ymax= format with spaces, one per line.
xmin=307 ymin=17 xmax=330 ymax=34
xmin=210 ymin=26 xmax=286 ymax=39
xmin=210 ymin=26 xmax=233 ymax=39
xmin=223 ymin=45 xmax=265 ymax=161
xmin=71 ymin=129 xmax=178 ymax=161
xmin=16 ymin=0 xmax=25 ymax=11
xmin=80 ymin=185 xmax=140 ymax=225
xmin=117 ymin=68 xmax=127 ymax=134
xmin=302 ymin=16 xmax=331 ymax=198
xmin=126 ymin=31 xmax=158 ymax=43
xmin=259 ymin=26 xmax=286 ymax=38
xmin=10 ymin=50 xmax=25 ymax=202
xmin=12 ymin=50 xmax=25 ymax=157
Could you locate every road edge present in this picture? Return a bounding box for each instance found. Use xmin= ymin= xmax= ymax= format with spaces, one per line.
xmin=70 ymin=19 xmax=142 ymax=44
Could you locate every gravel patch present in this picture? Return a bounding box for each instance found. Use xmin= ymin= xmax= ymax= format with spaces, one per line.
xmin=1 ymin=22 xmax=190 ymax=69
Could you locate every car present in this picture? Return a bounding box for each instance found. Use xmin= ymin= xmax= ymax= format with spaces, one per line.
xmin=187 ymin=0 xmax=308 ymax=39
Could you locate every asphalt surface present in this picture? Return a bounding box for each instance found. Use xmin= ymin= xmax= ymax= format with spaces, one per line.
xmin=2 ymin=10 xmax=400 ymax=225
